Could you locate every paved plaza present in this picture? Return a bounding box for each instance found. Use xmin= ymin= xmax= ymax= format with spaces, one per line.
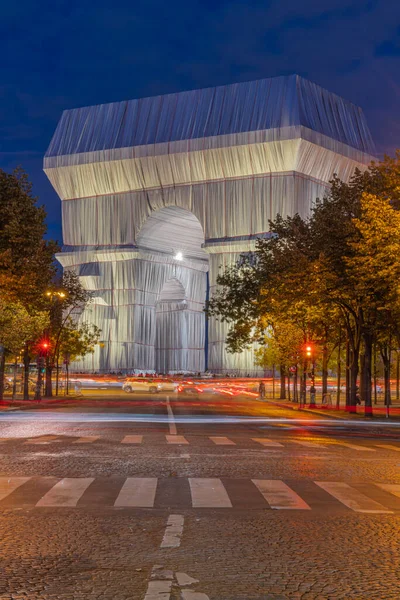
xmin=0 ymin=396 xmax=399 ymax=599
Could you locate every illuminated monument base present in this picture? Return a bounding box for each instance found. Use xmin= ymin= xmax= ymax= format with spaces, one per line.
xmin=44 ymin=75 xmax=374 ymax=373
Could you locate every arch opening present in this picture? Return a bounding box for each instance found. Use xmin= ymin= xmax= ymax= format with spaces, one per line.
xmin=137 ymin=206 xmax=208 ymax=262
xmin=137 ymin=206 xmax=208 ymax=374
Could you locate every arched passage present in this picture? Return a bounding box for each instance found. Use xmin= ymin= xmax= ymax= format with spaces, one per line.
xmin=137 ymin=205 xmax=207 ymax=261
xmin=156 ymin=278 xmax=188 ymax=373
xmin=137 ymin=206 xmax=209 ymax=373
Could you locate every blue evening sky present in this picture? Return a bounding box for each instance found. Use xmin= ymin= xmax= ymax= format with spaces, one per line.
xmin=0 ymin=0 xmax=399 ymax=242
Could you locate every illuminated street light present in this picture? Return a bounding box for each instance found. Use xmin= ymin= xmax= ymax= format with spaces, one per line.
xmin=174 ymin=251 xmax=183 ymax=261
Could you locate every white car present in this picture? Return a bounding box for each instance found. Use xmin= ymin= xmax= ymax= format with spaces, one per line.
xmin=156 ymin=379 xmax=179 ymax=392
xmin=122 ymin=379 xmax=161 ymax=394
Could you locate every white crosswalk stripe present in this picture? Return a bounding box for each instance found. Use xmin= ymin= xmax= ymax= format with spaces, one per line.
xmin=0 ymin=436 xmax=389 ymax=452
xmin=375 ymin=483 xmax=400 ymax=499
xmin=189 ymin=478 xmax=232 ymax=508
xmin=121 ymin=435 xmax=143 ymax=444
xmin=291 ymin=441 xmax=327 ymax=448
xmin=252 ymin=479 xmax=311 ymax=510
xmin=36 ymin=478 xmax=94 ymax=507
xmin=0 ymin=477 xmax=397 ymax=512
xmin=166 ymin=435 xmax=188 ymax=445
xmin=209 ymin=436 xmax=235 ymax=445
xmin=114 ymin=477 xmax=158 ymax=507
xmin=252 ymin=438 xmax=283 ymax=447
xmin=315 ymin=481 xmax=393 ymax=513
xmin=375 ymin=444 xmax=400 ymax=452
xmin=0 ymin=477 xmax=31 ymax=501
xmin=336 ymin=442 xmax=376 ymax=452
xmin=24 ymin=435 xmax=60 ymax=445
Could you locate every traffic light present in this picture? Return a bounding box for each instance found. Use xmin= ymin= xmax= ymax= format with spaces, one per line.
xmin=306 ymin=345 xmax=312 ymax=358
xmin=39 ymin=340 xmax=50 ymax=356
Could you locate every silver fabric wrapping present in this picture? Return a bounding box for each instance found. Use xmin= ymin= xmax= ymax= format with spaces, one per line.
xmin=46 ymin=75 xmax=375 ymax=373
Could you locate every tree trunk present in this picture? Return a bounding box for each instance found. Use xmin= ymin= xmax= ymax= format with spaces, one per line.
xmin=322 ymin=344 xmax=328 ymax=397
xmin=287 ymin=374 xmax=291 ymax=402
xmin=0 ymin=350 xmax=5 ymax=401
xmin=374 ymin=343 xmax=378 ymax=405
xmin=362 ymin=332 xmax=373 ymax=416
xmin=348 ymin=345 xmax=359 ymax=414
xmin=55 ymin=352 xmax=60 ymax=397
xmin=336 ymin=331 xmax=341 ymax=409
xmin=45 ymin=356 xmax=53 ymax=398
xmin=279 ymin=365 xmax=286 ymax=400
xmin=12 ymin=358 xmax=18 ymax=401
xmin=23 ymin=347 xmax=30 ymax=401
xmin=34 ymin=357 xmax=43 ymax=401
xmin=293 ymin=368 xmax=298 ymax=403
xmin=396 ymin=351 xmax=399 ymax=401
xmin=66 ymin=362 xmax=69 ymax=395
xmin=272 ymin=364 xmax=275 ymax=399
xmin=345 ymin=338 xmax=350 ymax=409
xmin=381 ymin=346 xmax=391 ymax=408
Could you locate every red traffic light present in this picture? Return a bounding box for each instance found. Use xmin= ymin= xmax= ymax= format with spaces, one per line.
xmin=40 ymin=340 xmax=50 ymax=352
xmin=305 ymin=345 xmax=313 ymax=357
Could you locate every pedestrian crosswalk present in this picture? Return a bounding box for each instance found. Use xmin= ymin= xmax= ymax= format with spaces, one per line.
xmin=0 ymin=476 xmax=398 ymax=513
xmin=1 ymin=435 xmax=399 ymax=454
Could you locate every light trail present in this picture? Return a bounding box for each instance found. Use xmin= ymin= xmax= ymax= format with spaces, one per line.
xmin=0 ymin=412 xmax=399 ymax=427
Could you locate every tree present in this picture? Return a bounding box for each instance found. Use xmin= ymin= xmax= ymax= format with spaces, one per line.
xmin=58 ymin=320 xmax=101 ymax=393
xmin=0 ymin=297 xmax=48 ymax=399
xmin=255 ymin=320 xmax=304 ymax=400
xmin=347 ymin=192 xmax=400 ymax=410
xmin=0 ymin=168 xmax=58 ymax=305
xmin=0 ymin=167 xmax=59 ymax=398
xmin=208 ymin=153 xmax=400 ymax=416
xmin=44 ymin=271 xmax=93 ymax=397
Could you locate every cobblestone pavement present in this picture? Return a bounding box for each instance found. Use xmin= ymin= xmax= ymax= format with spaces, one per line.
xmin=0 ymin=397 xmax=399 ymax=599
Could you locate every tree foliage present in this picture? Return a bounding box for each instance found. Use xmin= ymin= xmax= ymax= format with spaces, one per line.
xmin=208 ymin=152 xmax=400 ymax=414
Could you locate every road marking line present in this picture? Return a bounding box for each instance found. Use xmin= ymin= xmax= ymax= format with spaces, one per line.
xmin=189 ymin=478 xmax=232 ymax=508
xmin=375 ymin=444 xmax=400 ymax=452
xmin=252 ymin=438 xmax=283 ymax=447
xmin=0 ymin=477 xmax=31 ymax=501
xmin=121 ymin=435 xmax=143 ymax=444
xmin=160 ymin=514 xmax=184 ymax=548
xmin=24 ymin=435 xmax=60 ymax=444
xmin=36 ymin=478 xmax=94 ymax=507
xmin=252 ymin=479 xmax=311 ymax=510
xmin=291 ymin=441 xmax=327 ymax=448
xmin=166 ymin=395 xmax=177 ymax=435
xmin=315 ymin=481 xmax=392 ymax=513
xmin=144 ymin=579 xmax=172 ymax=599
xmin=181 ymin=591 xmax=209 ymax=599
xmin=375 ymin=483 xmax=400 ymax=499
xmin=114 ymin=477 xmax=157 ymax=507
xmin=72 ymin=436 xmax=99 ymax=444
xmin=176 ymin=573 xmax=198 ymax=586
xmin=336 ymin=442 xmax=376 ymax=452
xmin=209 ymin=436 xmax=235 ymax=446
xmin=166 ymin=435 xmax=188 ymax=445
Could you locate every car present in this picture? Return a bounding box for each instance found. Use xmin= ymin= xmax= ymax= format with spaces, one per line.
xmin=155 ymin=379 xmax=179 ymax=392
xmin=122 ymin=379 xmax=161 ymax=394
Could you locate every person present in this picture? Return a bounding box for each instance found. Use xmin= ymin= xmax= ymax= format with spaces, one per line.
xmin=309 ymin=384 xmax=316 ymax=405
xmin=355 ymin=386 xmax=361 ymax=405
xmin=259 ymin=380 xmax=266 ymax=400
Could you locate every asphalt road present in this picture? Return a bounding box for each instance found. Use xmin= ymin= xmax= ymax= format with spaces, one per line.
xmin=0 ymin=393 xmax=399 ymax=599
